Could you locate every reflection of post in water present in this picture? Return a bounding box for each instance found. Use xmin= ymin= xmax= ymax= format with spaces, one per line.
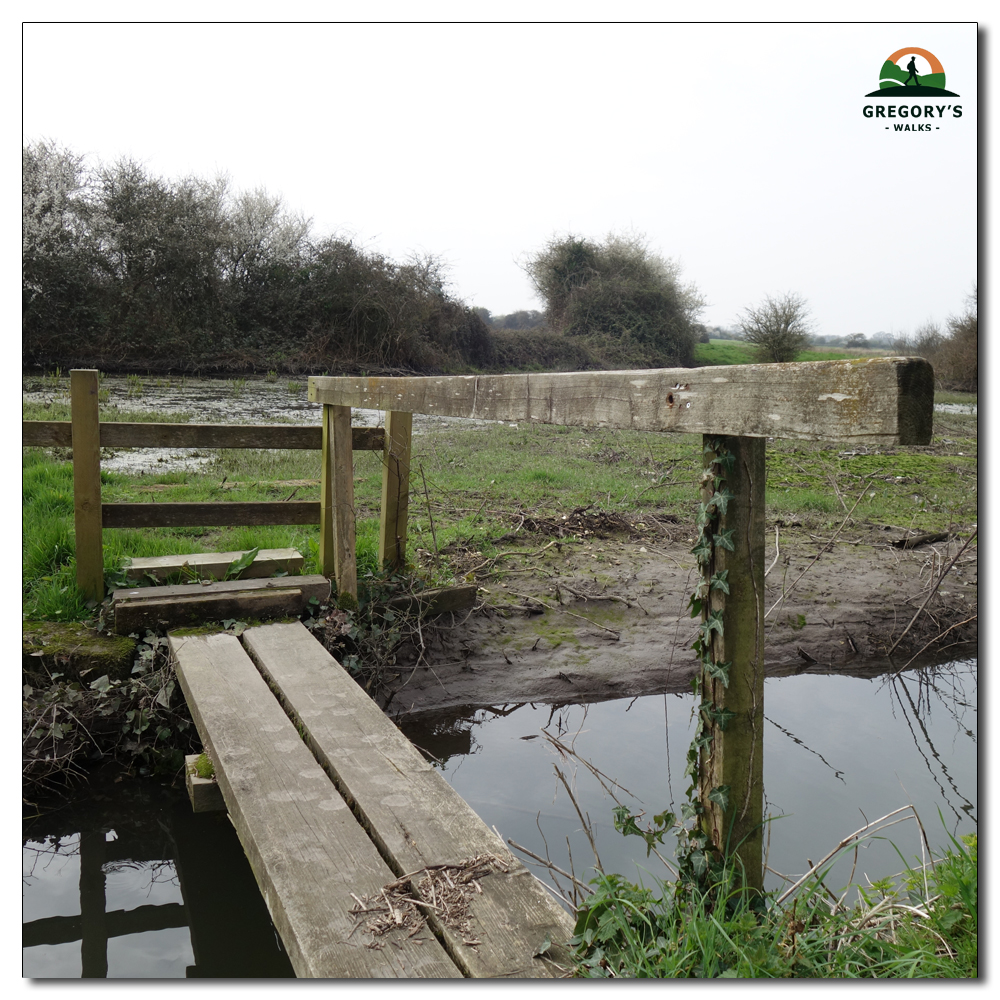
xmin=78 ymin=830 xmax=108 ymax=978
xmin=169 ymin=799 xmax=294 ymax=977
xmin=23 ymin=780 xmax=293 ymax=979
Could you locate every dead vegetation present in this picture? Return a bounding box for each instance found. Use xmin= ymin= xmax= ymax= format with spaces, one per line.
xmin=348 ymin=853 xmax=512 ymax=949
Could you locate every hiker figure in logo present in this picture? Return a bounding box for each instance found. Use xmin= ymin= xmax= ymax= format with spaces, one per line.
xmin=904 ymin=55 xmax=920 ymax=86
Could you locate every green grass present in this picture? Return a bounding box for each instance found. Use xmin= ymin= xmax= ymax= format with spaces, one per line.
xmin=571 ymin=833 xmax=977 ymax=978
xmin=694 ymin=339 xmax=892 ymax=367
xmin=22 ymin=389 xmax=977 ymax=621
xmin=934 ymin=391 xmax=977 ymax=406
xmin=23 ymin=401 xmax=195 ymax=423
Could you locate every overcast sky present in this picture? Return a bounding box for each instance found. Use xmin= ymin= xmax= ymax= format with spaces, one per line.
xmin=22 ymin=19 xmax=977 ymax=339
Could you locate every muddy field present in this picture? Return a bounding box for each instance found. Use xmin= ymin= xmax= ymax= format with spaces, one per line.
xmin=380 ymin=511 xmax=977 ymax=716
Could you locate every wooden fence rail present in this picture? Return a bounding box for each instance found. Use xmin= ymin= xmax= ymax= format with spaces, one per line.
xmin=22 ymin=370 xmax=386 ymax=603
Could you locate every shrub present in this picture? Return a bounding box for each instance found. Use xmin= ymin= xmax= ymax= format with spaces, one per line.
xmin=522 ymin=232 xmax=705 ymax=368
xmin=738 ymin=292 xmax=813 ymax=363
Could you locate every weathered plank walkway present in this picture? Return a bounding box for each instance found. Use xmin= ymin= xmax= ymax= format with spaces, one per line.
xmin=169 ymin=622 xmax=574 ymax=979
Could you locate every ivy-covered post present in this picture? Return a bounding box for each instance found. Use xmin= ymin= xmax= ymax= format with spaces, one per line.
xmin=692 ymin=435 xmax=765 ymax=894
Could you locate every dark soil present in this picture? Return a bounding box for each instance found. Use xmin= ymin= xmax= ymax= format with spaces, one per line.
xmin=381 ymin=514 xmax=977 ymax=716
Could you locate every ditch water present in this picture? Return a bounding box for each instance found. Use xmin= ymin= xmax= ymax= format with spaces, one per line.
xmin=23 ymin=657 xmax=976 ymax=978
xmin=22 ymin=373 xmax=977 ymax=976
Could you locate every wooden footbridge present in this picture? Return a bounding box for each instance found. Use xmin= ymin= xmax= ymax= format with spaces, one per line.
xmin=170 ymin=620 xmax=575 ymax=978
xmin=24 ymin=358 xmax=933 ymax=977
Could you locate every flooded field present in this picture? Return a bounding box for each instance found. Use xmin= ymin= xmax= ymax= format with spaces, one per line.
xmin=22 ymin=373 xmax=497 ymax=475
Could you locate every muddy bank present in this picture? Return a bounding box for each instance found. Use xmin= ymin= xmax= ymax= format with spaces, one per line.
xmin=381 ymin=520 xmax=977 ymax=716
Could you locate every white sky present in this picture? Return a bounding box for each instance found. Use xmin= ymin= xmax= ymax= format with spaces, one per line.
xmin=21 ymin=13 xmax=979 ymax=339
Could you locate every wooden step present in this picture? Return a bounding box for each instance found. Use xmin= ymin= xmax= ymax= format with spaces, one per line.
xmin=169 ymin=631 xmax=460 ymax=978
xmin=382 ymin=584 xmax=478 ymax=617
xmin=241 ymin=621 xmax=575 ymax=978
xmin=125 ymin=547 xmax=304 ymax=582
xmin=113 ymin=575 xmax=330 ymax=634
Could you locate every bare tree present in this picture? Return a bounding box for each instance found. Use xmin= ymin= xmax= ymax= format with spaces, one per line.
xmin=738 ymin=292 xmax=812 ymax=363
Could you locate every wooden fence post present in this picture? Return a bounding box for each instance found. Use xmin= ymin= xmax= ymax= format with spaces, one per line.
xmin=319 ymin=405 xmax=336 ymax=580
xmin=331 ymin=405 xmax=357 ymax=600
xmin=378 ymin=411 xmax=412 ymax=571
xmin=70 ymin=369 xmax=104 ymax=603
xmin=699 ymin=434 xmax=765 ymax=893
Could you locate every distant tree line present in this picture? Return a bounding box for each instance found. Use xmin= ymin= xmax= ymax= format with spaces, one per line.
xmin=885 ymin=289 xmax=978 ymax=392
xmin=23 ymin=141 xmax=494 ymax=373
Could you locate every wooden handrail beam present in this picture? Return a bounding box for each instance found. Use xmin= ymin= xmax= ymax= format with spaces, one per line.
xmin=309 ymin=358 xmax=933 ymax=444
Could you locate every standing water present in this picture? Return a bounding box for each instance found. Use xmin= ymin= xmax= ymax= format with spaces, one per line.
xmin=398 ymin=657 xmax=976 ymax=901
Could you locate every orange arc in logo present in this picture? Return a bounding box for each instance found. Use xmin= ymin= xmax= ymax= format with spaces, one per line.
xmin=886 ymin=47 xmax=944 ymax=75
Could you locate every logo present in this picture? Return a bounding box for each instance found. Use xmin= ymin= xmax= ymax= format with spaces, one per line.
xmin=865 ymin=47 xmax=959 ymax=97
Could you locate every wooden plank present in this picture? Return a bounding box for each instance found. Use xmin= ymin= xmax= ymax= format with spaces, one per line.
xmin=124 ymin=547 xmax=304 ymax=582
xmin=698 ymin=436 xmax=765 ymax=893
xmin=242 ymin=622 xmax=575 ymax=978
xmin=331 ymin=405 xmax=358 ymax=600
xmin=22 ymin=421 xmax=384 ymax=451
xmin=113 ymin=574 xmax=329 ymax=632
xmin=113 ymin=574 xmax=330 ymax=604
xmin=102 ymin=501 xmax=320 ymax=528
xmin=70 ymin=370 xmax=104 ymax=603
xmin=114 ymin=587 xmax=304 ymax=634
xmin=382 ymin=584 xmax=478 ymax=617
xmin=169 ymin=632 xmax=461 ymax=978
xmin=379 ymin=410 xmax=412 ymax=569
xmin=319 ymin=406 xmax=336 ymax=579
xmin=310 ymin=357 xmax=934 ymax=444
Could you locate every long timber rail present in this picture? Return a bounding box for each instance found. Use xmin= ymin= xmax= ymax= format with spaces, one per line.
xmin=169 ymin=621 xmax=574 ymax=979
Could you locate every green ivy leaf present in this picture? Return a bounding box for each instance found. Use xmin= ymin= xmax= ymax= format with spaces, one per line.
xmin=708 ymin=785 xmax=731 ymax=810
xmin=691 ymin=536 xmax=713 ymax=564
xmin=714 ymin=529 xmax=736 ymax=552
xmin=710 ymin=570 xmax=730 ymax=594
xmin=708 ymin=489 xmax=734 ymax=515
xmin=709 ymin=706 xmax=736 ymax=731
xmin=704 ymin=659 xmax=732 ymax=687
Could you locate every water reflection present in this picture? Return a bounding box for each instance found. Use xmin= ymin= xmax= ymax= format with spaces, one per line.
xmin=23 ymin=773 xmax=294 ymax=979
xmin=397 ymin=658 xmax=977 ymax=899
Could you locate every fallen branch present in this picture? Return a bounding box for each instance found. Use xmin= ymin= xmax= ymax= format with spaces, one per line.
xmin=893 ymin=614 xmax=977 ymax=674
xmin=775 ymin=805 xmax=925 ymax=906
xmin=506 ymin=838 xmax=594 ymax=897
xmin=886 ymin=531 xmax=976 ymax=657
xmin=468 ymin=539 xmax=560 ymax=575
